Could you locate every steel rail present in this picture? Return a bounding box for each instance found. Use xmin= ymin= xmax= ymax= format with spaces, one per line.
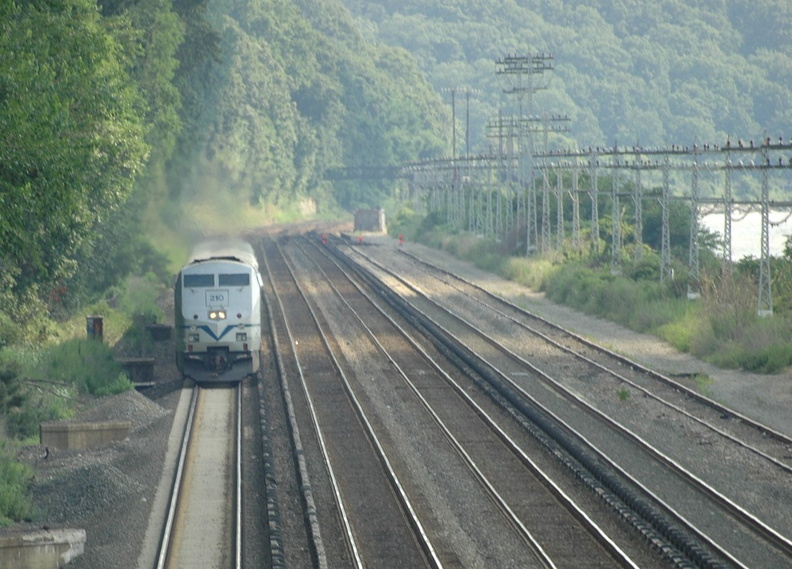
xmin=260 ymin=241 xmax=340 ymax=569
xmin=234 ymin=383 xmax=242 ymax=569
xmin=155 ymin=385 xmax=199 ymax=569
xmin=337 ymin=242 xmax=792 ymax=568
xmin=383 ymin=247 xmax=792 ymax=474
xmin=396 ymin=247 xmax=792 ymax=449
xmin=154 ymin=384 xmax=242 ymax=569
xmin=276 ymin=239 xmax=443 ymax=569
xmin=353 ymin=244 xmax=792 ymax=563
xmin=300 ymin=237 xmax=639 ymax=569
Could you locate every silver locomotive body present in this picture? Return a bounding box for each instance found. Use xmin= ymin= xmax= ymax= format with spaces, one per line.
xmin=175 ymin=241 xmax=263 ymax=383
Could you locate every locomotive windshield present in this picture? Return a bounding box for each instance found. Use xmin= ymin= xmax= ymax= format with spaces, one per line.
xmin=183 ymin=274 xmax=214 ymax=287
xmin=219 ymin=273 xmax=250 ymax=286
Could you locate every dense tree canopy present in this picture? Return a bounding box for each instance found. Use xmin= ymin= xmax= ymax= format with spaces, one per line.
xmin=0 ymin=1 xmax=148 ymax=298
xmin=0 ymin=0 xmax=449 ymax=322
xmin=341 ymin=0 xmax=792 ymax=152
xmin=170 ymin=0 xmax=448 ymax=210
xmin=3 ymin=0 xmax=788 ymax=326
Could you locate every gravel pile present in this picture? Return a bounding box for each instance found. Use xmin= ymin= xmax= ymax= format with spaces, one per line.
xmin=14 ymin=375 xmax=181 ymax=569
xmin=72 ymin=389 xmax=170 ymax=431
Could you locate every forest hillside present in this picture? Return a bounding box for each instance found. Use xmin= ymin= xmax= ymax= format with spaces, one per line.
xmin=0 ymin=0 xmax=448 ymax=324
xmin=342 ymin=0 xmax=792 ymax=153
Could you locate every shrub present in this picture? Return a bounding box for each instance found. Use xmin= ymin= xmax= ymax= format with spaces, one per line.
xmin=0 ymin=311 xmax=23 ymax=349
xmin=505 ymin=257 xmax=556 ymax=290
xmin=656 ymin=305 xmax=703 ymax=352
xmin=0 ymin=361 xmax=69 ymax=440
xmin=38 ymin=339 xmax=132 ymax=397
xmin=722 ymin=316 xmax=792 ymax=373
xmin=0 ymin=441 xmax=33 ymax=526
xmin=388 ymin=206 xmax=424 ymax=241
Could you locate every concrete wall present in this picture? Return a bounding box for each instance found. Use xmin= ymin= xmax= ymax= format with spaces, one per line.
xmin=0 ymin=528 xmax=85 ymax=569
xmin=40 ymin=421 xmax=131 ymax=451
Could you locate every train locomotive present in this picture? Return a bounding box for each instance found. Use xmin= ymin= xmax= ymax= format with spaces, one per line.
xmin=175 ymin=240 xmax=263 ymax=383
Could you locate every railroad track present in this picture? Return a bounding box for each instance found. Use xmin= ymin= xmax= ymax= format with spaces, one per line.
xmin=291 ymin=236 xmax=647 ymax=568
xmin=325 ymin=235 xmax=792 ymax=569
xmin=393 ymin=246 xmax=792 ymax=472
xmin=260 ymin=235 xmax=440 ymax=568
xmin=155 ymin=384 xmax=242 ymax=569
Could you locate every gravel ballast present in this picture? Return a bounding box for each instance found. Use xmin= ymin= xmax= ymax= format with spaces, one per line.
xmin=8 ymin=228 xmax=792 ymax=568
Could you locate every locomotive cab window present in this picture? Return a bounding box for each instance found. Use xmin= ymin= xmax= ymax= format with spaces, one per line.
xmin=219 ymin=273 xmax=250 ymax=286
xmin=184 ymin=274 xmax=214 ymax=288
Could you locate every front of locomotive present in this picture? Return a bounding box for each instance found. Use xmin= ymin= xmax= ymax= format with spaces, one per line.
xmin=175 ymin=258 xmax=262 ymax=383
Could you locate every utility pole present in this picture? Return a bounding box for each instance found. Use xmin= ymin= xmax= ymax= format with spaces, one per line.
xmin=496 ymin=53 xmax=553 ymax=255
xmin=687 ymin=146 xmax=701 ymax=299
xmin=758 ymin=143 xmax=772 ymax=316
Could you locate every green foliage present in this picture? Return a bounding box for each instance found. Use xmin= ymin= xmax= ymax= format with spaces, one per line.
xmin=38 ymin=340 xmax=132 ymax=397
xmin=655 ymin=308 xmax=700 ymax=353
xmin=166 ymin=0 xmax=448 ymax=218
xmin=0 ymin=312 xmax=23 ymax=350
xmin=0 ymin=442 xmax=34 ymax=526
xmin=389 ymin=206 xmax=425 ymax=241
xmin=343 ymin=1 xmax=792 ymax=152
xmin=0 ymin=0 xmax=148 ymax=298
xmin=0 ymin=359 xmax=71 ymax=440
xmin=503 ymin=257 xmax=556 ymax=291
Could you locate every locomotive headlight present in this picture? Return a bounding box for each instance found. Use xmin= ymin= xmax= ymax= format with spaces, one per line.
xmin=209 ymin=309 xmax=227 ymax=320
xmin=236 ymin=332 xmax=247 ymax=342
xmin=189 ymin=333 xmax=200 ymax=343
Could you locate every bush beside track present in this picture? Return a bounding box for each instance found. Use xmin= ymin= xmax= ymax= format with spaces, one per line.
xmin=391 ymin=212 xmax=792 ymax=375
xmin=0 ymin=274 xmax=168 ymax=526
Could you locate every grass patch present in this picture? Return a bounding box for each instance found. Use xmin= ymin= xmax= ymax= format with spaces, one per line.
xmin=0 ymin=442 xmax=33 ymax=526
xmin=692 ymin=374 xmax=714 ymax=397
xmin=655 ymin=305 xmax=702 ymax=353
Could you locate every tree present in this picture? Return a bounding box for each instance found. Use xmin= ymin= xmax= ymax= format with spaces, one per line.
xmin=0 ymin=1 xmax=148 ymax=302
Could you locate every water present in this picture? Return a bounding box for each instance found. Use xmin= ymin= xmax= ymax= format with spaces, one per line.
xmin=702 ymin=211 xmax=792 ymax=259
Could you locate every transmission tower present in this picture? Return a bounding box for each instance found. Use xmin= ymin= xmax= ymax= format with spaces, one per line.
xmin=611 ymin=156 xmax=622 ymax=274
xmin=633 ymin=166 xmax=643 ymax=262
xmin=687 ymin=148 xmax=701 ymax=299
xmin=660 ymin=156 xmax=672 ymax=282
xmin=496 ymin=53 xmax=553 ymax=254
xmin=572 ymin=167 xmax=582 ymax=249
xmin=589 ymin=153 xmax=600 ymax=255
xmin=722 ymin=150 xmax=733 ymax=272
xmin=758 ymin=145 xmax=773 ymax=316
